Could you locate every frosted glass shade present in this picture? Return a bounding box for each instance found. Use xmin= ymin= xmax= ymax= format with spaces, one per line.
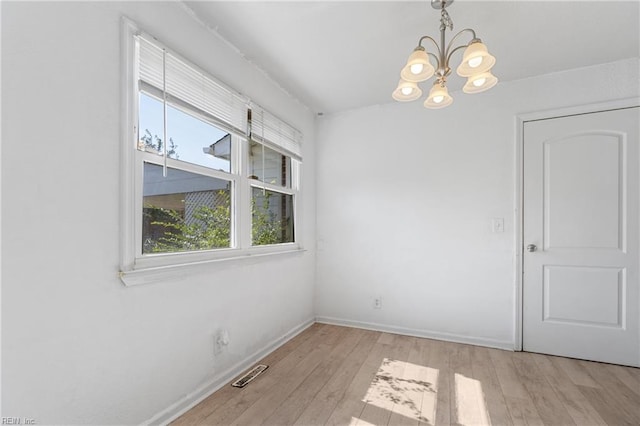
xmin=424 ymin=83 xmax=453 ymax=109
xmin=462 ymin=71 xmax=498 ymax=94
xmin=400 ymin=48 xmax=435 ymax=82
xmin=392 ymin=79 xmax=422 ymax=102
xmin=456 ymin=41 xmax=496 ymax=77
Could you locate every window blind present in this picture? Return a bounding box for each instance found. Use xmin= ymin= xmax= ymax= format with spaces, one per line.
xmin=137 ymin=34 xmax=248 ymax=136
xmin=250 ymin=104 xmax=303 ymax=161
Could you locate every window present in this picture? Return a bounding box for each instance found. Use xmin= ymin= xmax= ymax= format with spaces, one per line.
xmin=252 ymin=188 xmax=294 ymax=245
xmin=120 ymin=21 xmax=303 ymax=283
xmin=142 ymin=163 xmax=232 ymax=254
xmin=247 ymin=106 xmax=300 ymax=247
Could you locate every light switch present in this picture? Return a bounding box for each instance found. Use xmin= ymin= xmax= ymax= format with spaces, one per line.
xmin=492 ymin=218 xmax=504 ymax=233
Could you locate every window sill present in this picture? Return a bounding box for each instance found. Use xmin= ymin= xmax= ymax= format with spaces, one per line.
xmin=119 ymin=247 xmax=306 ymax=287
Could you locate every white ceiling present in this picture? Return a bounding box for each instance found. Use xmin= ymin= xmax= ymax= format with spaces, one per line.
xmin=183 ymin=1 xmax=640 ymax=114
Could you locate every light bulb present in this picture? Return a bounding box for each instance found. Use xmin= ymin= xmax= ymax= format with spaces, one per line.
xmin=468 ymin=56 xmax=483 ymax=68
xmin=463 ymin=71 xmax=498 ymax=94
xmin=393 ymin=79 xmax=422 ymax=102
xmin=473 ymin=77 xmax=486 ymax=87
xmin=425 ymin=81 xmax=453 ymax=109
xmin=401 ymin=47 xmax=434 ymax=82
xmin=456 ymin=41 xmax=495 ymax=77
xmin=410 ymin=63 xmax=424 ymax=75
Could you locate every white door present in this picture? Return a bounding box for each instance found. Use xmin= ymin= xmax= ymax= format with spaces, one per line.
xmin=523 ymin=107 xmax=639 ymax=367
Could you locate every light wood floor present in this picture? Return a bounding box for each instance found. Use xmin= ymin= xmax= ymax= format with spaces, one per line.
xmin=173 ymin=323 xmax=640 ymax=425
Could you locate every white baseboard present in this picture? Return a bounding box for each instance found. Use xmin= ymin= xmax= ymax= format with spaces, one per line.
xmin=315 ymin=316 xmax=514 ymax=351
xmin=142 ymin=317 xmax=316 ymax=426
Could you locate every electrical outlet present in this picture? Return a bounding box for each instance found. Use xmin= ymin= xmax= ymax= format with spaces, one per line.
xmin=373 ymin=297 xmax=382 ymax=309
xmin=214 ymin=329 xmax=229 ymax=355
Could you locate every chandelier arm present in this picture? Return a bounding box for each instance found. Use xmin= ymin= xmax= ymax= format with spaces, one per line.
xmin=446 ymin=44 xmax=469 ymax=66
xmin=444 ymin=28 xmax=477 ymax=59
xmin=427 ymin=52 xmax=441 ymax=69
xmin=418 ymin=35 xmax=442 ymax=58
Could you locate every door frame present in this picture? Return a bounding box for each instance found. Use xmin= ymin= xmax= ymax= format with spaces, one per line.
xmin=514 ymin=97 xmax=640 ymax=351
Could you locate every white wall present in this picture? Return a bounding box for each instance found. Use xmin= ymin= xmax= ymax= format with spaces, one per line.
xmin=315 ymin=58 xmax=639 ymax=348
xmin=3 ymin=0 xmax=639 ymax=422
xmin=1 ymin=1 xmax=315 ymax=424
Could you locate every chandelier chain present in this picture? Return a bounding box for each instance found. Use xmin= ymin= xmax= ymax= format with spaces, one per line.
xmin=440 ymin=7 xmax=454 ymax=32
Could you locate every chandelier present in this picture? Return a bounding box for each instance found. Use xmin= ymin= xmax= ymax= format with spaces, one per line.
xmin=392 ymin=0 xmax=498 ymax=109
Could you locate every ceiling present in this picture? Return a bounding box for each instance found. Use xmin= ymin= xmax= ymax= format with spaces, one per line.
xmin=183 ymin=1 xmax=640 ymax=114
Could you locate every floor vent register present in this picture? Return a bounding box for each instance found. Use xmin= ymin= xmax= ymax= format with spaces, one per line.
xmin=231 ymin=364 xmax=269 ymax=388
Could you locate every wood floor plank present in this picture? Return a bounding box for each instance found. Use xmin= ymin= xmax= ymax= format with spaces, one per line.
xmin=377 ymin=332 xmax=395 ymax=345
xmin=200 ymin=324 xmax=343 ymax=425
xmin=605 ymin=363 xmax=640 ymax=397
xmin=324 ymin=333 xmax=391 ymax=426
xmin=228 ymin=326 xmax=351 ymax=425
xmin=511 ymin=353 xmax=575 ymax=426
xmin=551 ymin=355 xmax=599 ymax=388
xmin=357 ymin=334 xmax=415 ymax=426
xmin=448 ymin=342 xmax=479 ymax=426
xmin=578 ymin=385 xmax=639 ymax=426
xmin=293 ymin=330 xmax=379 ymax=425
xmin=530 ymin=353 xmax=607 ymax=426
xmin=487 ymin=349 xmax=530 ymax=400
xmin=414 ymin=339 xmax=437 ymax=426
xmin=427 ymin=339 xmax=451 ymax=426
xmin=489 ymin=349 xmax=544 ymax=426
xmin=468 ymin=345 xmax=513 ymax=426
xmin=171 ymin=323 xmax=320 ymax=426
xmin=578 ymin=360 xmax=640 ymax=424
xmin=262 ymin=327 xmax=367 ymax=425
xmin=387 ymin=337 xmax=432 ymax=426
xmin=502 ymin=395 xmax=545 ymax=426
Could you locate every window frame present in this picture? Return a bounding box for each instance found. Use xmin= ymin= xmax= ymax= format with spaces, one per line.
xmin=120 ymin=19 xmax=303 ymax=285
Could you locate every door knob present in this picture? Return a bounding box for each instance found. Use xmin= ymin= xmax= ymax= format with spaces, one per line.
xmin=526 ymin=244 xmax=537 ymax=252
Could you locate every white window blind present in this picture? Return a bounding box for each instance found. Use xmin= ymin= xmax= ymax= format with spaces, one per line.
xmin=250 ymin=104 xmax=303 ymax=161
xmin=137 ymin=34 xmax=248 ymax=136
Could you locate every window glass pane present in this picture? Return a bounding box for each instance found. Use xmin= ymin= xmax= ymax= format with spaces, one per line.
xmin=252 ymin=187 xmax=294 ymax=245
xmin=249 ymin=140 xmax=291 ymax=188
xmin=138 ymin=93 xmax=231 ymax=173
xmin=143 ymin=163 xmax=231 ymax=254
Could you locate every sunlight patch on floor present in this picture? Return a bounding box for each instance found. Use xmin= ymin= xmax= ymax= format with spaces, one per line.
xmin=454 ymin=373 xmax=491 ymax=425
xmin=359 ymin=358 xmax=439 ymax=424
xmin=349 ymin=417 xmax=376 ymax=426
